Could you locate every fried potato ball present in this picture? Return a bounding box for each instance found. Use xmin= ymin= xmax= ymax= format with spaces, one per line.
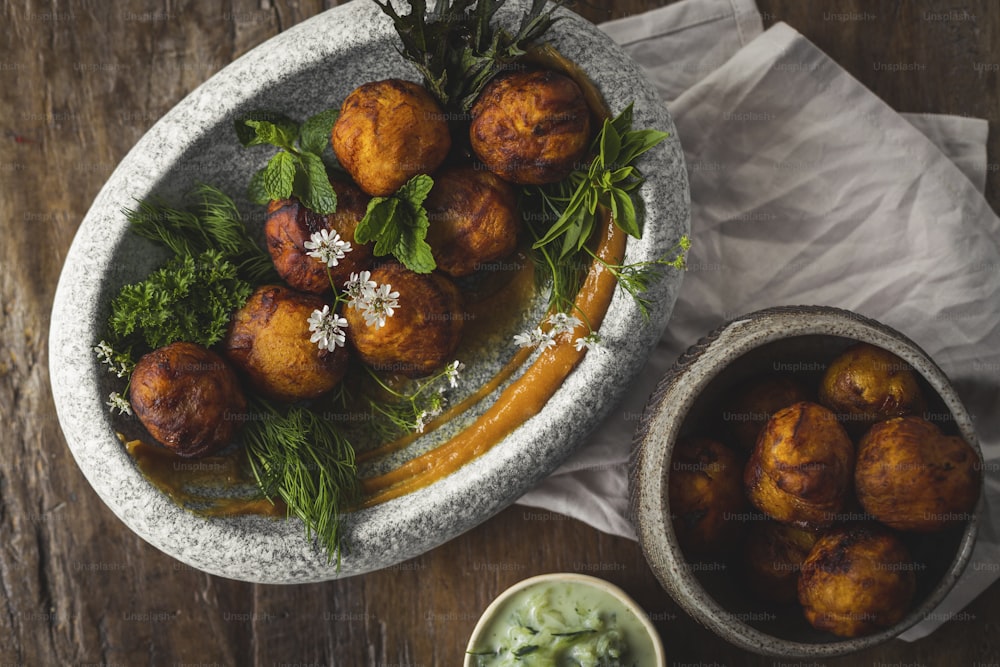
xmin=855 ymin=416 xmax=980 ymax=532
xmin=129 ymin=341 xmax=246 ymax=458
xmin=470 ymin=69 xmax=591 ymax=185
xmin=265 ymin=179 xmax=373 ymax=294
xmin=332 ymin=79 xmax=451 ymax=196
xmin=668 ymin=436 xmax=748 ymax=556
xmin=744 ymin=521 xmax=819 ymax=605
xmin=424 ymin=166 xmax=520 ymax=277
xmin=744 ymin=402 xmax=855 ymax=528
xmin=725 ymin=375 xmax=810 ymax=452
xmin=819 ymin=343 xmax=925 ymax=433
xmin=344 ymin=262 xmax=463 ymax=377
xmin=221 ymin=285 xmax=348 ymax=402
xmin=798 ymin=525 xmax=916 ymax=637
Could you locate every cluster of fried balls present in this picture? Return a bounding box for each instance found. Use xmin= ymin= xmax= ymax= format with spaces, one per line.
xmin=667 ymin=343 xmax=981 ymax=638
xmin=127 ymin=69 xmax=593 ymax=459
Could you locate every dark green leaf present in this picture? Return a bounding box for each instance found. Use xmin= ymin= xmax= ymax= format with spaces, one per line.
xmin=599 ymin=118 xmax=621 ymax=166
xmin=399 ymin=173 xmax=435 ymax=207
xmin=618 ymin=129 xmax=670 ymax=165
xmin=355 ymin=197 xmax=398 ymax=245
xmin=247 ymin=168 xmax=271 ymax=205
xmin=263 ymin=151 xmax=296 ymax=201
xmin=512 ymin=645 xmax=540 ymax=658
xmin=299 ymin=108 xmax=340 ymax=155
xmin=612 ymin=188 xmax=639 ymax=238
xmin=234 ymin=112 xmax=299 ymax=150
xmin=294 ymin=152 xmax=337 ymax=214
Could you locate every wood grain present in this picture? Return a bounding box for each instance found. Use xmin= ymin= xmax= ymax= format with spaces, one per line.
xmin=2 ymin=0 xmax=999 ymax=665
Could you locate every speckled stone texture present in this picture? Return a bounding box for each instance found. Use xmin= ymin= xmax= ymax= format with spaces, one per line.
xmin=49 ymin=0 xmax=689 ymax=582
xmin=629 ymin=306 xmax=982 ymax=657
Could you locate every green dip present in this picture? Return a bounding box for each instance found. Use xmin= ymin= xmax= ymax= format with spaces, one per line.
xmin=468 ymin=579 xmax=660 ymax=666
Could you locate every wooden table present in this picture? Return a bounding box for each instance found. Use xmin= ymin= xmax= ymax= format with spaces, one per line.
xmin=3 ymin=1 xmax=999 ymax=664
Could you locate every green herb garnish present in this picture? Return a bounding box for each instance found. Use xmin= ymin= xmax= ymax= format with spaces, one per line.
xmin=529 ymin=103 xmax=669 ymax=258
xmin=373 ymin=0 xmax=558 ymax=111
xmin=354 ymin=173 xmax=436 ymax=273
xmin=235 ymin=108 xmax=340 ymax=213
xmin=242 ymin=397 xmax=359 ymax=565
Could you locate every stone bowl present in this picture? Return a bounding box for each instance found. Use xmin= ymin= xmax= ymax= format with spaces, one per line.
xmin=629 ymin=305 xmax=982 ymax=657
xmin=48 ymin=1 xmax=689 ymax=581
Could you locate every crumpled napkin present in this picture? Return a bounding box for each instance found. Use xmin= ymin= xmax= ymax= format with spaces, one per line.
xmin=516 ymin=0 xmax=1000 ymax=641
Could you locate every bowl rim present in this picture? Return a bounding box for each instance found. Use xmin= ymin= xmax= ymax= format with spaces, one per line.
xmin=629 ymin=304 xmax=983 ymax=657
xmin=463 ymin=571 xmax=667 ymax=667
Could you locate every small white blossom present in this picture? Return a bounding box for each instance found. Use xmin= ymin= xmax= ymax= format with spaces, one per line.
xmin=574 ymin=333 xmax=602 ymax=352
xmin=414 ymin=410 xmax=429 ymax=433
xmin=304 ymin=229 xmax=352 ymax=268
xmin=307 ymin=305 xmax=348 ymax=352
xmin=343 ymin=271 xmax=377 ymax=309
xmin=547 ymin=312 xmax=583 ymax=335
xmin=513 ymin=327 xmax=555 ymax=350
xmin=107 ymin=392 xmax=132 ymax=416
xmin=361 ymin=283 xmax=400 ymax=328
xmin=95 ymin=340 xmax=114 ymax=364
xmin=444 ymin=360 xmax=465 ymax=389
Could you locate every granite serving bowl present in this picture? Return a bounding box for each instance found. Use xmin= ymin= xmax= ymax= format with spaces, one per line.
xmin=464 ymin=573 xmax=667 ymax=666
xmin=629 ymin=305 xmax=982 ymax=657
xmin=48 ymin=1 xmax=689 ymax=581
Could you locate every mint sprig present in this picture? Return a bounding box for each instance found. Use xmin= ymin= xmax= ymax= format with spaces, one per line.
xmin=236 ymin=109 xmax=340 ymax=214
xmin=354 ymin=174 xmax=436 ymax=274
xmin=530 ymin=103 xmax=669 ymax=258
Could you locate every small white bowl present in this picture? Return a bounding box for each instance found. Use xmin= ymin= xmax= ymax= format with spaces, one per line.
xmin=464 ymin=572 xmax=666 ymax=667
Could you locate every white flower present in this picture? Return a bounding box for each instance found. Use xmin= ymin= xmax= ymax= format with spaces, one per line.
xmin=307 ymin=305 xmax=348 ymax=352
xmin=361 ymin=283 xmax=400 ymax=328
xmin=414 ymin=410 xmax=429 ymax=433
xmin=574 ymin=332 xmax=602 ymax=352
xmin=444 ymin=360 xmax=464 ymax=389
xmin=513 ymin=327 xmax=555 ymax=350
xmin=94 ymin=340 xmax=114 ymax=364
xmin=546 ymin=312 xmax=583 ymax=335
xmin=106 ymin=392 xmax=132 ymax=416
xmin=304 ymin=229 xmax=352 ymax=267
xmin=343 ymin=271 xmax=376 ymax=309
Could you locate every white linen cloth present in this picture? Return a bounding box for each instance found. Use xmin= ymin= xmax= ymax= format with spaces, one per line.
xmin=516 ymin=0 xmax=1000 ymax=641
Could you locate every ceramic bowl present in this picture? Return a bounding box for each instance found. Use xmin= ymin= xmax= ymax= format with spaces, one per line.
xmin=464 ymin=572 xmax=667 ymax=666
xmin=49 ymin=1 xmax=689 ymax=581
xmin=629 ymin=305 xmax=982 ymax=657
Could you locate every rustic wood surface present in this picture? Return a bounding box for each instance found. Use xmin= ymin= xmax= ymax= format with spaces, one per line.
xmin=2 ymin=0 xmax=999 ymax=665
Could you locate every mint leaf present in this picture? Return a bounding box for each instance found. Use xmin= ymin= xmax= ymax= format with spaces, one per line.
xmin=395 ymin=197 xmax=434 ymax=273
xmin=355 ymin=197 xmax=397 ymax=245
xmin=248 ymin=168 xmax=270 ymax=205
xmin=294 ymin=152 xmax=337 ymax=214
xmin=299 ymin=108 xmax=340 ymax=155
xmin=263 ymin=152 xmax=296 ymax=201
xmin=354 ymin=175 xmax=436 ymax=273
xmin=398 ymin=173 xmax=434 ymax=206
xmin=235 ymin=115 xmax=299 ymax=151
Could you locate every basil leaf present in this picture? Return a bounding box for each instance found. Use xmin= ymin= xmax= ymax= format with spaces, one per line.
xmin=299 ymin=108 xmax=340 ymax=155
xmin=612 ymin=188 xmax=639 ymax=238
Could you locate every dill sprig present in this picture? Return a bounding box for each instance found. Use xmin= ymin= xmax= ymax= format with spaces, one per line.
xmin=242 ymin=397 xmax=359 ymax=565
xmin=124 ymin=183 xmax=279 ymax=284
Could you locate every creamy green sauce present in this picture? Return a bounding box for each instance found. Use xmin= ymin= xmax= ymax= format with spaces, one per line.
xmin=468 ymin=581 xmax=659 ymax=667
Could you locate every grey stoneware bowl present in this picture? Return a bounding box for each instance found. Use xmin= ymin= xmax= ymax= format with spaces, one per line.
xmin=629 ymin=305 xmax=983 ymax=657
xmin=48 ymin=0 xmax=690 ymax=582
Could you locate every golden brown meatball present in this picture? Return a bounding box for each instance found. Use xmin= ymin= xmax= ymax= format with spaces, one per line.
xmin=744 ymin=402 xmax=855 ymax=528
xmin=424 ymin=166 xmax=520 ymax=277
xmin=265 ymin=179 xmax=373 ymax=294
xmin=332 ymin=79 xmax=451 ymax=196
xmin=470 ymin=69 xmax=591 ymax=185
xmin=819 ymin=343 xmax=925 ymax=433
xmin=744 ymin=521 xmax=818 ymax=605
xmin=798 ymin=525 xmax=916 ymax=637
xmin=129 ymin=341 xmax=246 ymax=458
xmin=221 ymin=285 xmax=348 ymax=402
xmin=344 ymin=262 xmax=463 ymax=377
xmin=668 ymin=437 xmax=748 ymax=556
xmin=725 ymin=375 xmax=810 ymax=453
xmin=855 ymin=416 xmax=980 ymax=532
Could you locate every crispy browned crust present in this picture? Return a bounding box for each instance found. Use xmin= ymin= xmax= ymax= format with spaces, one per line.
xmin=470 ymin=69 xmax=591 ymax=185
xmin=265 ymin=180 xmax=373 ymax=294
xmin=344 ymin=262 xmax=463 ymax=377
xmin=744 ymin=401 xmax=855 ymax=528
xmin=726 ymin=374 xmax=811 ymax=452
xmin=129 ymin=341 xmax=246 ymax=457
xmin=332 ymin=79 xmax=451 ymax=196
xmin=855 ymin=416 xmax=979 ymax=532
xmin=424 ymin=166 xmax=519 ymax=277
xmin=221 ymin=285 xmax=348 ymax=402
xmin=744 ymin=520 xmax=819 ymax=604
xmin=798 ymin=524 xmax=916 ymax=637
